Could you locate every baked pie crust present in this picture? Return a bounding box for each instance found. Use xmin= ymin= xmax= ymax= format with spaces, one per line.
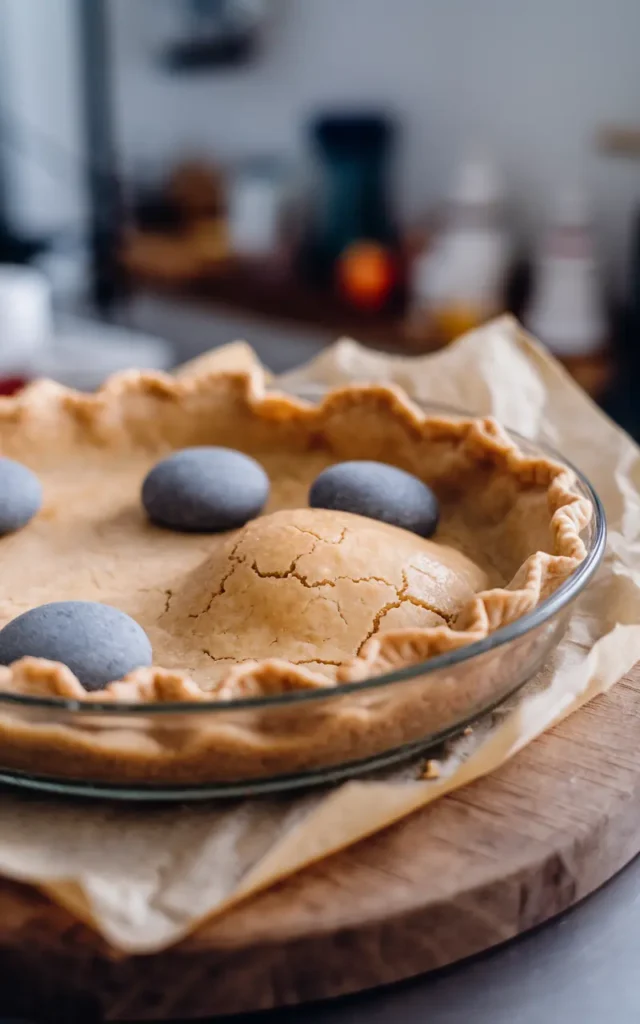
xmin=0 ymin=362 xmax=592 ymax=783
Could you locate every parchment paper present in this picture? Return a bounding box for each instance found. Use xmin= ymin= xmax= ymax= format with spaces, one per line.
xmin=0 ymin=315 xmax=639 ymax=956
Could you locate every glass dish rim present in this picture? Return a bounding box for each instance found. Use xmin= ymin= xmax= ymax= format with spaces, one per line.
xmin=0 ymin=400 xmax=607 ymax=717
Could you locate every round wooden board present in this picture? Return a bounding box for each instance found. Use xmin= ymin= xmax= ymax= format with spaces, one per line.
xmin=1 ymin=665 xmax=640 ymax=1022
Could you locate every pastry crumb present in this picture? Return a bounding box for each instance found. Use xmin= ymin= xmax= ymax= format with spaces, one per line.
xmin=421 ymin=759 xmax=441 ymax=780
xmin=463 ymin=726 xmax=473 ymax=736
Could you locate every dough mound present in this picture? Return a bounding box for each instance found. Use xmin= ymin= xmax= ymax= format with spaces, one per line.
xmin=161 ymin=508 xmax=488 ymax=686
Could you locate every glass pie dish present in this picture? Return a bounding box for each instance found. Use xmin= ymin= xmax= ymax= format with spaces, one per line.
xmin=0 ymin=401 xmax=606 ymax=801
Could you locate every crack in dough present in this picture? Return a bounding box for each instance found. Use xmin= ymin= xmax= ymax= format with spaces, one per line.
xmin=355 ymin=571 xmax=455 ymax=656
xmin=187 ymin=550 xmax=241 ymax=619
xmin=200 ymin=650 xmax=235 ymax=664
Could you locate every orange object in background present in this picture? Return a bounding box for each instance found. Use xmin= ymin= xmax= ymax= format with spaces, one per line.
xmin=337 ymin=241 xmax=397 ymax=311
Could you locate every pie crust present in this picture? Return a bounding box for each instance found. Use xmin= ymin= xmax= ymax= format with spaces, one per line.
xmin=0 ymin=363 xmax=592 ymax=784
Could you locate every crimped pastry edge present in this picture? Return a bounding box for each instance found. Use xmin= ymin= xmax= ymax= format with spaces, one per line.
xmin=0 ymin=363 xmax=592 ymax=706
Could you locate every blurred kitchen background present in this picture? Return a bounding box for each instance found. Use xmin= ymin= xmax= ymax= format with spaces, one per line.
xmin=1 ymin=0 xmax=640 ymax=432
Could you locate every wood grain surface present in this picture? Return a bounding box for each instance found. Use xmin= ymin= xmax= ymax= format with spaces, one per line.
xmin=1 ymin=665 xmax=640 ymax=1023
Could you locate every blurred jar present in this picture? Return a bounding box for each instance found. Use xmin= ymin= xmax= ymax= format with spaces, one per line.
xmin=228 ymin=159 xmax=292 ymax=260
xmin=409 ymin=156 xmax=510 ymax=344
xmin=526 ymin=188 xmax=605 ymax=357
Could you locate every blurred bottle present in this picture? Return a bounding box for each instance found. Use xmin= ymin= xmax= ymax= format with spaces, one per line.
xmin=305 ymin=113 xmax=396 ymax=284
xmin=526 ymin=188 xmax=605 ymax=357
xmin=409 ymin=155 xmax=510 ymax=344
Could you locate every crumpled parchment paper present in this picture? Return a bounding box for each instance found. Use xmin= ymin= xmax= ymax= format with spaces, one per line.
xmin=0 ymin=315 xmax=638 ymax=955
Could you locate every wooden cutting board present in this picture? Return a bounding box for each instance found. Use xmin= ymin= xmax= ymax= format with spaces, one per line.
xmin=1 ymin=664 xmax=640 ymax=1022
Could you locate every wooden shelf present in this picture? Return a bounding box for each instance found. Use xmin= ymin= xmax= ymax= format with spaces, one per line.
xmin=123 ymin=261 xmax=430 ymax=355
xmin=120 ymin=250 xmax=615 ymax=398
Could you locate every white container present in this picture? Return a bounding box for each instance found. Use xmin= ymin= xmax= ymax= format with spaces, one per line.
xmin=0 ymin=265 xmax=52 ymax=374
xmin=526 ymin=189 xmax=605 ymax=357
xmin=228 ymin=160 xmax=289 ymax=258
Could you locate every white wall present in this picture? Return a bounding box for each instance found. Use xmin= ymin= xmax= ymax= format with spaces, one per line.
xmin=109 ymin=0 xmax=640 ymax=289
xmin=0 ymin=0 xmax=86 ymax=237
